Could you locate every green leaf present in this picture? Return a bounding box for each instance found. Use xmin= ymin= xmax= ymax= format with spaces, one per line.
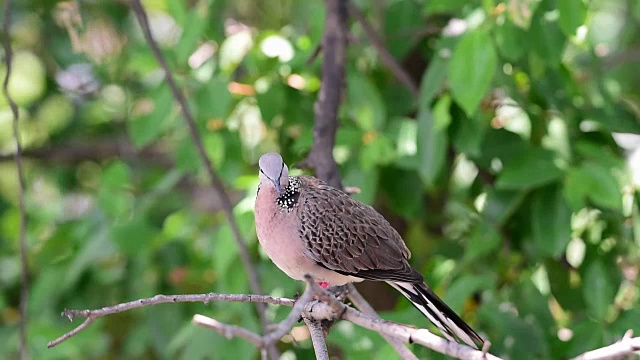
xmin=507 ymin=0 xmax=541 ymax=29
xmin=482 ymin=189 xmax=528 ymax=226
xmin=213 ymin=223 xmax=239 ymax=275
xmin=582 ymin=260 xmax=616 ymax=320
xmin=383 ymin=0 xmax=422 ymax=58
xmin=381 ymin=168 xmax=422 ymax=218
xmin=175 ymin=136 xmax=200 ymax=173
xmin=129 ymin=86 xmax=174 ymax=148
xmin=344 ymin=165 xmax=379 ymax=205
xmin=197 ymin=77 xmax=232 ymax=122
xmin=166 ymin=0 xmax=187 ymax=24
xmin=451 ymin=111 xmax=487 ymax=157
xmin=531 ymin=184 xmax=571 ymax=257
xmin=545 ymin=260 xmax=585 ymax=311
xmin=417 ymin=98 xmax=449 ymax=187
xmin=558 ymin=0 xmax=586 ymax=37
xmin=494 ymin=18 xmax=528 ymax=61
xmin=360 ymin=133 xmax=395 ymax=170
xmin=443 ymin=274 xmax=494 ymax=313
xmin=256 ymin=81 xmax=286 ymax=124
xmin=564 ymin=163 xmax=621 ymax=211
xmin=496 ymin=148 xmax=563 ymax=189
xmin=424 ymin=0 xmax=471 ymax=14
xmin=582 ymin=162 xmax=622 ymax=210
xmin=111 ymin=217 xmax=156 ymax=256
xmin=98 ymin=161 xmax=133 ymax=217
xmin=204 ymin=132 xmax=225 ymax=167
xmin=419 ymin=50 xmax=448 ymax=106
xmin=529 ymin=2 xmax=567 ymax=66
xmin=612 ymin=309 xmax=640 ymax=334
xmin=100 ymin=161 xmax=131 ymax=190
xmin=449 ymin=29 xmax=497 ymax=116
xmin=568 ymin=319 xmax=607 ymax=357
xmin=175 ymin=8 xmax=208 ymax=65
xmin=347 ymin=73 xmax=386 ymax=130
xmin=465 ymin=220 xmax=501 ymax=260
xmin=477 ymin=129 xmax=530 ymax=169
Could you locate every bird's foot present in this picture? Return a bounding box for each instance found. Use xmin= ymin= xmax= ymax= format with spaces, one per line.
xmin=317 ymin=281 xmax=330 ymax=289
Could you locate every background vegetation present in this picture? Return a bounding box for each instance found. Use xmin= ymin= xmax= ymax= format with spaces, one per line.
xmin=1 ymin=0 xmax=640 ymax=358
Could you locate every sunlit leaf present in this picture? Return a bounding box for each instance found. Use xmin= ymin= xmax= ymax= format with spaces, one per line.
xmin=449 ymin=29 xmax=497 ymax=116
xmin=558 ymin=0 xmax=587 ymax=36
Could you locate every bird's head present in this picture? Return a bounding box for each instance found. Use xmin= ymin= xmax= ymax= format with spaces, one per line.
xmin=258 ymin=152 xmax=289 ymax=196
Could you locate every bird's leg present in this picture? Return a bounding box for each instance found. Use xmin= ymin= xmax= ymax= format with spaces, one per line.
xmin=317 ymin=281 xmax=330 ymax=289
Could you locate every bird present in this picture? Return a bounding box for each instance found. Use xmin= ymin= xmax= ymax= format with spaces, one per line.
xmin=254 ymin=152 xmax=484 ymax=349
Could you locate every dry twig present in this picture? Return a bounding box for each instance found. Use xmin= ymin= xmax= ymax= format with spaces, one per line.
xmin=193 ymin=314 xmax=263 ymax=347
xmin=347 ymin=284 xmax=418 ymax=360
xmin=303 ymin=316 xmax=330 ymax=360
xmin=47 ymin=293 xmax=295 ymax=348
xmin=348 ymin=2 xmax=419 ymax=97
xmin=127 ymin=1 xmax=276 ymax=357
xmin=572 ymin=330 xmax=640 ymax=360
xmin=2 ymin=1 xmax=29 ymax=358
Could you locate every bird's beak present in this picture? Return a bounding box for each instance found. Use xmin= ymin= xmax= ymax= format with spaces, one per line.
xmin=273 ymin=180 xmax=282 ymax=195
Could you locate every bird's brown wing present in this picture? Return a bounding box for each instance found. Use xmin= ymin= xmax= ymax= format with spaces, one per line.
xmin=296 ymin=176 xmax=422 ymax=283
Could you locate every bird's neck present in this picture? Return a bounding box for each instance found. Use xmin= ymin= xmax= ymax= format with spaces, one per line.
xmin=273 ymin=176 xmax=301 ymax=212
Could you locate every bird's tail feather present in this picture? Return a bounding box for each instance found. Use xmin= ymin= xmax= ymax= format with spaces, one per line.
xmin=389 ymin=281 xmax=484 ymax=349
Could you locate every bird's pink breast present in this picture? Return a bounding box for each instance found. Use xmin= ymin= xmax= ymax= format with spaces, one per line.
xmin=254 ymin=184 xmax=361 ymax=285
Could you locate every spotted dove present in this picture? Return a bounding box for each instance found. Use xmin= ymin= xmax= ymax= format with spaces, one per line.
xmin=254 ymin=152 xmax=484 ymax=349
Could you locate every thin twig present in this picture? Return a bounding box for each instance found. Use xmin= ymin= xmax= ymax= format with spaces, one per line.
xmin=327 ymin=302 xmax=502 ymax=360
xmin=348 ymin=2 xmax=419 ymax=97
xmin=193 ymin=314 xmax=263 ymax=347
xmin=299 ymin=0 xmax=348 ymax=189
xmin=347 ymin=284 xmax=418 ymax=360
xmin=48 ymin=293 xmax=295 ymax=348
xmin=571 ymin=332 xmax=640 ymax=360
xmin=303 ymin=316 xmax=330 ymax=360
xmin=2 ymin=1 xmax=29 ymax=359
xmin=128 ymin=1 xmax=276 ymax=357
xmin=304 ymin=277 xmax=502 ymax=360
xmin=262 ymin=286 xmax=314 ymax=345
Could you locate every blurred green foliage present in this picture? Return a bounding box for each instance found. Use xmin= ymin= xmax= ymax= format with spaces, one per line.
xmin=1 ymin=0 xmax=640 ymax=359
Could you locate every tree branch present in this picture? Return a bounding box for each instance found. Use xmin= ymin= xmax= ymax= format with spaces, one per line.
xmin=193 ymin=314 xmax=263 ymax=347
xmin=348 ymin=2 xmax=419 ymax=97
xmin=299 ymin=0 xmax=348 ymax=189
xmin=347 ymin=284 xmax=418 ymax=360
xmin=47 ymin=278 xmax=511 ymax=359
xmin=303 ymin=277 xmax=501 ymax=360
xmin=572 ymin=330 xmax=640 ymax=360
xmin=262 ymin=285 xmax=314 ymax=346
xmin=303 ymin=316 xmax=330 ymax=360
xmin=127 ymin=1 xmax=276 ymax=357
xmin=2 ymin=1 xmax=29 ymax=359
xmin=47 ymin=293 xmax=295 ymax=348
